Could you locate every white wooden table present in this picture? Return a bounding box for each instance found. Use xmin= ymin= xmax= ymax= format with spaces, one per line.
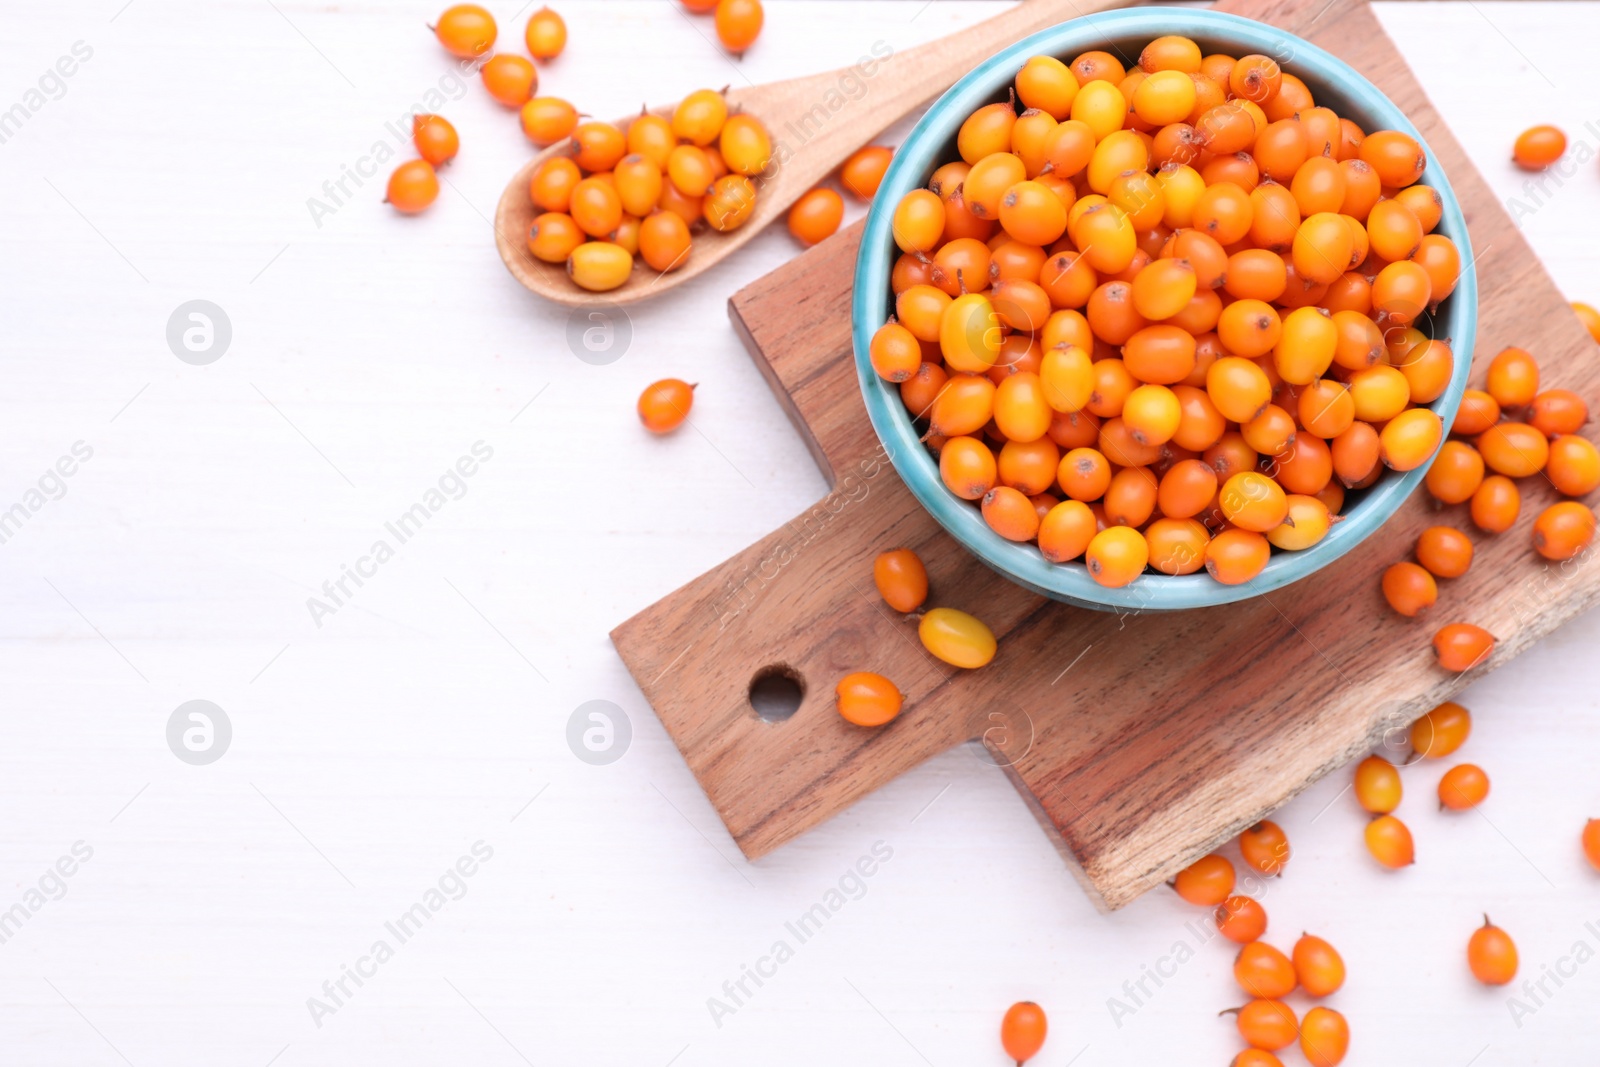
xmin=2 ymin=2 xmax=1598 ymax=1063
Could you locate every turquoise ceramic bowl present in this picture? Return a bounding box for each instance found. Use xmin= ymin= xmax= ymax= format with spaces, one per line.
xmin=853 ymin=8 xmax=1476 ymax=612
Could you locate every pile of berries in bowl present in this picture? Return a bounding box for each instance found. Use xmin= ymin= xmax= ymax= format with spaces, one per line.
xmin=852 ymin=9 xmax=1475 ymax=611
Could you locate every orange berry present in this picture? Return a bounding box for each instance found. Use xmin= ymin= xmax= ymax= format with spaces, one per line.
xmin=1546 ymin=435 xmax=1600 ymax=496
xmin=1038 ymin=500 xmax=1097 ymax=562
xmin=1485 ymin=346 xmax=1540 ymax=408
xmin=572 ymin=121 xmax=627 ymax=172
xmin=1381 ymin=561 xmax=1437 ymax=617
xmin=835 ymin=671 xmax=903 ymax=727
xmin=1300 ymin=1005 xmax=1350 ymax=1067
xmin=1416 ymin=526 xmax=1473 ymax=579
xmin=638 ymin=211 xmax=692 ymax=273
xmin=872 ymin=549 xmax=927 ymax=613
xmin=386 ymin=159 xmax=439 ymax=214
xmin=1364 ymin=814 xmax=1415 ymax=868
xmin=1000 ymin=1001 xmax=1048 ymax=1065
xmin=983 ymin=486 xmax=1042 ymax=542
xmin=1432 ymin=623 xmax=1495 ymax=672
xmin=1574 ymin=302 xmax=1600 ymax=343
xmin=412 ymin=114 xmax=459 ymax=166
xmin=1529 ymin=389 xmax=1589 ymax=437
xmin=917 ymin=607 xmax=996 ymax=669
xmin=1478 ymin=421 xmax=1548 ymax=478
xmin=1173 ymin=852 xmax=1234 ymax=906
xmin=1085 ymin=526 xmax=1148 ymax=587
xmin=1230 ymin=999 xmax=1297 ymax=1052
xmin=1470 ymin=475 xmax=1520 ymax=534
xmin=527 ymin=211 xmax=584 ymax=263
xmin=789 ymin=187 xmax=844 ymax=247
xmin=637 ymin=378 xmax=694 ymax=433
xmin=1292 ymin=934 xmax=1345 ymax=997
xmin=1239 ymin=821 xmax=1290 ymax=876
xmin=1583 ymin=819 xmax=1600 ymax=871
xmin=1234 ymin=940 xmax=1295 ymax=997
xmin=940 ymin=435 xmax=997 ymax=499
xmin=714 ymin=0 xmax=763 ymax=52
xmin=1533 ymin=501 xmax=1597 ymax=561
xmin=524 ymin=6 xmax=566 ymax=60
xmin=433 ymin=3 xmax=496 ymax=57
xmin=1438 ymin=763 xmax=1490 ymax=810
xmin=1513 ymin=125 xmax=1566 ymax=170
xmin=521 ymin=97 xmax=579 ymax=146
xmin=1468 ymin=916 xmax=1518 ymax=985
xmin=1410 ymin=701 xmax=1471 ymax=758
xmin=480 ymin=53 xmax=537 ymax=107
xmin=840 ymin=145 xmax=893 ymax=200
xmin=1354 ymin=754 xmax=1402 ymax=813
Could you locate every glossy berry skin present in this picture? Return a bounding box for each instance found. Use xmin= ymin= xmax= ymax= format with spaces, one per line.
xmin=637 ymin=378 xmax=694 ymax=433
xmin=434 ymin=3 xmax=496 ymax=57
xmin=524 ymin=6 xmax=566 ymax=60
xmin=1533 ymin=501 xmax=1597 ymax=562
xmin=1416 ymin=526 xmax=1473 ymax=579
xmin=841 ymin=145 xmax=894 ymax=200
xmin=1381 ymin=561 xmax=1436 ymax=617
xmin=835 ymin=672 xmax=903 ymax=727
xmin=1216 ymin=895 xmax=1268 ymax=943
xmin=1432 ymin=623 xmax=1495 ymax=672
xmin=386 ymin=160 xmax=439 ymax=213
xmin=1173 ymin=852 xmax=1235 ymax=905
xmin=412 ymin=114 xmax=459 ymax=166
xmin=567 ymin=241 xmax=633 ymax=291
xmin=480 ymin=54 xmax=537 ymax=108
xmin=1353 ymin=754 xmax=1401 ymax=814
xmin=1239 ymin=820 xmax=1290 ymax=876
xmin=1364 ymin=814 xmax=1415 ymax=868
xmin=521 ymin=97 xmax=579 ymax=145
xmin=1513 ymin=125 xmax=1566 ymax=170
xmin=1438 ymin=763 xmax=1490 ymax=810
xmin=1231 ymin=1054 xmax=1284 ymax=1067
xmin=1299 ymin=1006 xmax=1350 ymax=1067
xmin=1231 ymin=999 xmax=1298 ymax=1052
xmin=918 ymin=607 xmax=996 ymax=668
xmin=1468 ymin=916 xmax=1518 ymax=985
xmin=1292 ymin=934 xmax=1345 ymax=997
xmin=789 ymin=188 xmax=845 ymax=246
xmin=873 ymin=549 xmax=928 ymax=613
xmin=1000 ymin=1000 xmax=1047 ymax=1064
xmin=1234 ymin=941 xmax=1295 ymax=998
xmin=714 ymin=0 xmax=763 ymax=53
xmin=1410 ymin=701 xmax=1471 ymax=759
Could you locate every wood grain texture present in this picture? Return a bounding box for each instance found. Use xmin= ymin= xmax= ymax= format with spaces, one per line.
xmin=611 ymin=0 xmax=1600 ymax=909
xmin=493 ymin=0 xmax=1143 ymax=307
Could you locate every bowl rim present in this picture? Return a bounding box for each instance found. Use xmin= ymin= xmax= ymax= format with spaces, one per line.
xmin=851 ymin=7 xmax=1477 ymax=611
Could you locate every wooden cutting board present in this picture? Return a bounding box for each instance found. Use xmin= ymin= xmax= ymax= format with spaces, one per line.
xmin=611 ymin=0 xmax=1600 ymax=909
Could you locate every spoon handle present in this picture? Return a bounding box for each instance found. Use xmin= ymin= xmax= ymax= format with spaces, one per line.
xmin=730 ymin=0 xmax=1145 ymax=204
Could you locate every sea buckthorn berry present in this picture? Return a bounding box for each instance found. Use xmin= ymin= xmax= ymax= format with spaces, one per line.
xmin=1039 ymin=500 xmax=1097 ymax=562
xmin=873 ymin=549 xmax=928 ymax=613
xmin=1197 ymin=102 xmax=1256 ymax=154
xmin=942 ymin=293 xmax=1003 ymax=372
xmin=1242 ymin=404 xmax=1296 ymax=457
xmin=527 ymin=212 xmax=584 ymax=263
xmin=1218 ymin=299 xmax=1282 ymax=360
xmin=931 ymin=377 xmax=998 ymax=440
xmin=1206 ymin=527 xmax=1271 ymax=585
xmin=569 ymin=175 xmax=623 ymax=237
xmin=1292 ymin=212 xmax=1352 ymax=285
xmin=1416 ymin=526 xmax=1473 ymax=579
xmin=720 ymin=114 xmax=773 ymax=176
xmin=1453 ymin=390 xmax=1500 ymax=436
xmin=1354 ymin=754 xmax=1402 ymax=813
xmin=1207 ymin=356 xmax=1272 ymax=423
xmin=522 ymin=97 xmax=579 ymax=146
xmin=434 ymin=3 xmax=496 ymax=57
xmin=1298 ymin=380 xmax=1354 ymax=439
xmin=1235 ymin=941 xmax=1295 ymax=998
xmin=658 ymin=182 xmax=704 ymax=227
xmin=1477 ymin=422 xmax=1548 ymax=478
xmin=893 ymin=189 xmax=946 ymax=253
xmin=1240 ymin=821 xmax=1290 ymax=876
xmin=1018 ymin=55 xmax=1079 ymax=119
xmin=638 ymin=211 xmax=692 ymax=272
xmin=1192 ymin=181 xmax=1253 ymax=245
xmin=671 ymin=89 xmax=728 ymax=146
xmin=983 ymin=486 xmax=1041 ymax=541
xmin=1533 ymin=501 xmax=1597 ymax=561
xmin=627 ymin=111 xmax=676 ymax=168
xmin=1359 ymin=129 xmax=1426 ymax=187
xmin=1146 ymin=518 xmax=1209 ymax=575
xmin=1379 ymin=408 xmax=1443 ymax=471
xmin=481 ymin=53 xmax=536 ymax=107
xmin=667 ymin=144 xmax=716 ymax=198
xmin=572 ymin=121 xmax=627 ymax=172
xmin=1229 ymin=999 xmax=1297 ymax=1052
xmin=1300 ymin=1006 xmax=1349 ymax=1067
xmin=1486 ymin=346 xmax=1539 ymax=409
xmin=1546 ymin=436 xmax=1600 ymax=496
xmin=637 ymin=378 xmax=694 ymax=432
xmin=1157 ymin=459 xmax=1217 ymax=519
xmin=1411 ymin=700 xmax=1471 ymax=758
xmin=1470 ymin=475 xmax=1519 ymax=533
xmin=1584 ymin=819 xmax=1600 ymax=871
xmin=840 ymin=145 xmax=893 ymax=200
xmin=788 ymin=187 xmax=844 ymax=247
xmin=900 ymin=363 xmax=947 ymax=418
xmin=896 ymin=284 xmax=951 ymax=342
xmin=918 ymin=607 xmax=996 ymax=668
xmin=386 ymin=159 xmax=439 ymax=214
xmin=1529 ymin=389 xmax=1589 ymax=437
xmin=1348 ymin=365 xmax=1410 ymax=423
xmin=1397 ymin=338 xmax=1454 ymax=404
xmin=1433 ymin=622 xmax=1495 ymax=672
xmin=1133 ymin=69 xmax=1197 ymax=126
xmin=1292 ymin=934 xmax=1345 ymax=997
xmin=1513 ymin=125 xmax=1566 ymax=171
xmin=1216 ymin=897 xmax=1268 ymax=943
xmin=1123 ymin=384 xmax=1182 ymax=446
xmin=1366 ymin=198 xmax=1423 ymax=263
xmin=959 ymin=100 xmax=1019 ymax=164
xmin=1000 ymin=181 xmax=1068 ymax=245
xmin=835 ymin=672 xmax=902 ymax=727
xmin=1468 ymin=917 xmax=1518 ymax=985
xmin=1058 ymin=446 xmax=1111 ymax=501
xmin=1381 ymin=561 xmax=1436 ymax=617
xmin=1173 ymin=853 xmax=1234 ymax=905
xmin=1364 ymin=814 xmax=1415 ymax=868
xmin=1085 ymin=526 xmax=1148 ymax=587
xmin=995 ymin=372 xmax=1053 ymax=442
xmin=1000 ymin=1001 xmax=1048 ymax=1065
xmin=1104 ymin=466 xmax=1158 ymax=527
xmin=1220 ymin=471 xmax=1288 ymax=532
xmin=1439 ymin=763 xmax=1490 ymax=810
xmin=940 ymin=435 xmax=997 ymax=499
xmin=1330 ymin=309 xmax=1384 ymax=370
xmin=524 ymin=6 xmax=566 ymax=59
xmin=703 ymin=174 xmax=756 ymax=231
xmin=869 ymin=321 xmax=921 ymax=383
xmin=1140 ymin=34 xmax=1202 ymax=72
xmin=1574 ymin=302 xmax=1600 ymax=343
xmin=614 ymin=155 xmax=664 ymax=217
xmin=413 ymin=114 xmax=459 ymax=166
xmin=1230 ymin=54 xmax=1282 ymax=103
xmin=999 ymin=438 xmax=1059 ymax=495
xmin=714 ymin=0 xmax=763 ymax=53
xmin=1131 ymin=259 xmax=1197 ymax=321
xmin=1274 ymin=306 xmax=1337 ymax=384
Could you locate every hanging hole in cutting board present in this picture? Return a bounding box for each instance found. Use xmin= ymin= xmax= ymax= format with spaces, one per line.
xmin=749 ymin=665 xmax=804 ymax=722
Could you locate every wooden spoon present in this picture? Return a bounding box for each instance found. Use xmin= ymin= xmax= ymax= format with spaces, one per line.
xmin=493 ymin=0 xmax=1141 ymax=307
